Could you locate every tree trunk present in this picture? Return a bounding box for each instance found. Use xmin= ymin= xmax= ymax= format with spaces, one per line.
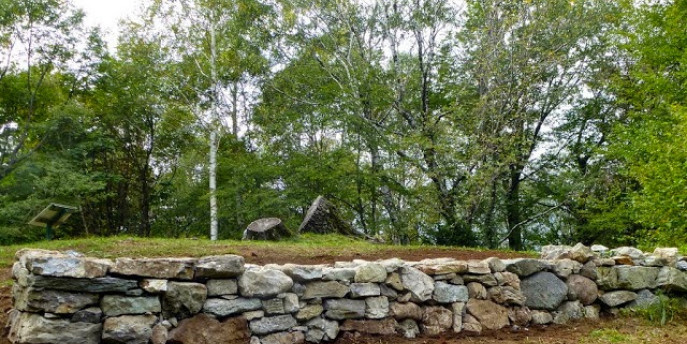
xmin=506 ymin=165 xmax=523 ymax=251
xmin=209 ymin=130 xmax=218 ymax=241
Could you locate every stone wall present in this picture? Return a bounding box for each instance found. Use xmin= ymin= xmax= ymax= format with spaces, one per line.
xmin=6 ymin=244 xmax=687 ymax=344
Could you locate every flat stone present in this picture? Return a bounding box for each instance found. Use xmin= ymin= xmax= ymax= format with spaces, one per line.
xmin=249 ymin=315 xmax=297 ymax=335
xmin=322 ymin=267 xmax=356 ymax=281
xmin=261 ymin=331 xmax=305 ymax=344
xmin=467 ymin=261 xmax=491 ymax=274
xmin=323 ymin=299 xmax=366 ymax=320
xmin=244 ymin=310 xmax=265 ymax=320
xmin=303 ymin=281 xmax=350 ymax=299
xmin=488 ymin=286 xmax=526 ymax=306
xmin=350 ymin=283 xmax=381 ymax=298
xmin=484 ymin=257 xmax=506 ymax=272
xmin=355 ymin=263 xmax=387 ymax=283
xmin=390 ymin=302 xmax=423 ymax=320
xmin=140 ymin=279 xmax=168 ymax=294
xmin=433 ymin=282 xmax=468 ymax=303
xmin=101 ymin=295 xmax=161 ymax=317
xmin=340 ymin=318 xmax=397 ymax=335
xmin=531 ymin=310 xmax=553 ymax=325
xmin=494 ymin=271 xmax=520 ymax=289
xmin=599 ymin=290 xmax=638 ymax=307
xmin=207 ymin=279 xmax=238 ymax=296
xmin=13 ymin=286 xmax=99 ymax=314
xmin=102 ymin=314 xmax=157 ymax=344
xmin=195 ymin=255 xmax=245 ymax=278
xmin=611 ymin=247 xmax=645 ymax=260
xmin=26 ymin=275 xmax=138 ymax=293
xmin=168 ymin=314 xmax=250 ymax=344
xmin=281 ymin=264 xmax=324 ymax=281
xmin=463 ymin=274 xmax=498 ymax=286
xmin=203 ymin=298 xmax=262 ymax=317
xmin=591 ymin=245 xmax=609 ymax=254
xmin=566 ymin=274 xmax=598 ymax=305
xmin=365 ymin=296 xmax=389 ymax=319
xmin=19 ymin=250 xmax=112 ymax=279
xmin=71 ymin=307 xmax=103 ymax=324
xmin=239 ymin=269 xmax=294 ymax=298
xmin=521 ymin=272 xmax=567 ymax=311
xmin=400 ymin=266 xmax=435 ymax=302
xmin=163 ymin=282 xmax=207 ymax=319
xmin=112 ymin=257 xmax=196 ymax=280
xmin=296 ymin=304 xmax=323 ymax=320
xmin=8 ymin=311 xmax=102 ymax=344
xmin=415 ymin=261 xmax=468 ymax=275
xmin=466 ymin=299 xmax=509 ymax=330
xmin=505 ymin=259 xmax=551 ymax=277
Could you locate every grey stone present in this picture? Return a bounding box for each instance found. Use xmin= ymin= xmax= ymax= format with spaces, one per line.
xmin=584 ymin=305 xmax=601 ymax=320
xmin=203 ymin=298 xmax=262 ymax=317
xmin=8 ymin=311 xmax=102 ymax=344
xmin=566 ymin=274 xmax=598 ymax=305
xmin=282 ymin=293 xmax=299 ymax=313
xmin=461 ymin=314 xmax=482 ymax=335
xmin=355 ymin=263 xmax=387 ymax=283
xmin=397 ymin=319 xmax=420 ymax=339
xmin=591 ymin=245 xmax=609 ymax=254
xmin=13 ymin=286 xmax=99 ymax=314
xmin=628 ymin=289 xmax=660 ymax=309
xmin=282 ymin=264 xmax=323 ymax=281
xmin=249 ymin=315 xmax=297 ymax=335
xmin=163 ymin=282 xmax=207 ymax=319
xmin=399 ymin=266 xmax=435 ymax=302
xmin=433 ymin=282 xmax=469 ymax=303
xmin=553 ymin=259 xmax=583 ymax=278
xmin=239 ymin=269 xmax=294 ymax=298
xmin=306 ymin=328 xmax=325 ymax=343
xmin=71 ymin=307 xmax=103 ymax=324
xmin=380 ymin=284 xmax=398 ymax=299
xmin=599 ymin=290 xmax=638 ymax=307
xmin=244 ymin=310 xmax=265 ymax=320
xmin=365 ymin=296 xmax=389 ymax=319
xmin=112 ymin=257 xmax=196 ymax=280
xmin=433 ymin=273 xmax=457 ymax=281
xmin=101 ymin=295 xmax=161 ymax=317
xmin=207 ymin=279 xmax=238 ymax=296
xmin=307 ymin=317 xmax=339 ymax=340
xmin=521 ymin=272 xmax=568 ymax=311
xmin=323 ymin=299 xmax=366 ymax=320
xmin=263 ymin=298 xmax=286 ymax=315
xmin=340 ymin=318 xmax=398 ymax=335
xmin=557 ymin=301 xmax=584 ymax=321
xmin=677 ymin=260 xmax=687 ymax=271
xmin=102 ymin=314 xmax=157 ymax=344
xmin=508 ymin=307 xmax=532 ymax=326
xmin=505 ymin=258 xmax=551 ymax=277
xmin=484 ymin=257 xmax=506 ymax=272
xmin=596 ymin=266 xmax=660 ymax=290
xmin=195 ymin=255 xmax=245 ymax=278
xmin=463 ymin=273 xmax=498 ymax=286
xmin=322 ymin=267 xmax=356 ymax=281
xmin=657 ymin=267 xmax=687 ymax=292
xmin=465 ymin=299 xmax=509 ymax=330
xmin=451 ymin=302 xmax=465 ymax=332
xmin=167 ymin=314 xmax=250 ymax=344
xmin=494 ymin=271 xmax=520 ymax=289
xmin=150 ymin=324 xmax=168 ymax=344
xmin=350 ymin=283 xmax=381 ymax=298
xmin=303 ymin=281 xmax=349 ymax=299
xmin=385 ymin=272 xmax=404 ymax=291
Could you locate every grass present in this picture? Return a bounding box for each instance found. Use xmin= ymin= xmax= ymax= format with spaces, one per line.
xmin=588 ymin=329 xmax=632 ymax=343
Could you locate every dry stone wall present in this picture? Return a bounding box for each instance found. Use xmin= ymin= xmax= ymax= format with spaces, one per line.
xmin=6 ymin=244 xmax=687 ymax=344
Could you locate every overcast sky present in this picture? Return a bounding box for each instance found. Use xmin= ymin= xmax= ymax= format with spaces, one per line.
xmin=72 ymin=0 xmax=142 ymax=47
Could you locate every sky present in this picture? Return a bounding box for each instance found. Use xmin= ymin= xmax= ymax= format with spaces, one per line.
xmin=72 ymin=0 xmax=142 ymax=47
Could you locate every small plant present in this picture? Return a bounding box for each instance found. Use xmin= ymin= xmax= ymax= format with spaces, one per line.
xmin=625 ymin=293 xmax=687 ymax=326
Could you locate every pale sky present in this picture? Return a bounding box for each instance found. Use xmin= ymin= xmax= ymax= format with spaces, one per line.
xmin=72 ymin=0 xmax=143 ymax=47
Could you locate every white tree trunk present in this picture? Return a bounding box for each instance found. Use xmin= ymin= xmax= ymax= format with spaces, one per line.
xmin=209 ymin=129 xmax=218 ymax=241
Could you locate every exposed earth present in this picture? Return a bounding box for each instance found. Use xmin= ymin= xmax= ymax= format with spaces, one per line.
xmin=1 ymin=243 xmax=686 ymax=344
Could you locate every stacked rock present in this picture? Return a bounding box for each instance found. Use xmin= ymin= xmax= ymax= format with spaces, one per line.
xmin=6 ymin=244 xmax=687 ymax=344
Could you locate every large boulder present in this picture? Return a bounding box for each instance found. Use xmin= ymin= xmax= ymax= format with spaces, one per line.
xmin=521 ymin=272 xmax=567 ymax=311
xmin=239 ymin=269 xmax=293 ymax=298
xmin=167 ymin=314 xmax=250 ymax=344
xmin=243 ymin=218 xmax=291 ymax=241
xmin=8 ymin=311 xmax=102 ymax=344
xmin=298 ymin=196 xmax=357 ymax=235
xmin=17 ymin=250 xmax=112 ymax=279
xmin=465 ymin=299 xmax=509 ymax=330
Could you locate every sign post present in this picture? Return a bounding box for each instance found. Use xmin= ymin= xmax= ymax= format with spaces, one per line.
xmin=28 ymin=204 xmax=79 ymax=240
